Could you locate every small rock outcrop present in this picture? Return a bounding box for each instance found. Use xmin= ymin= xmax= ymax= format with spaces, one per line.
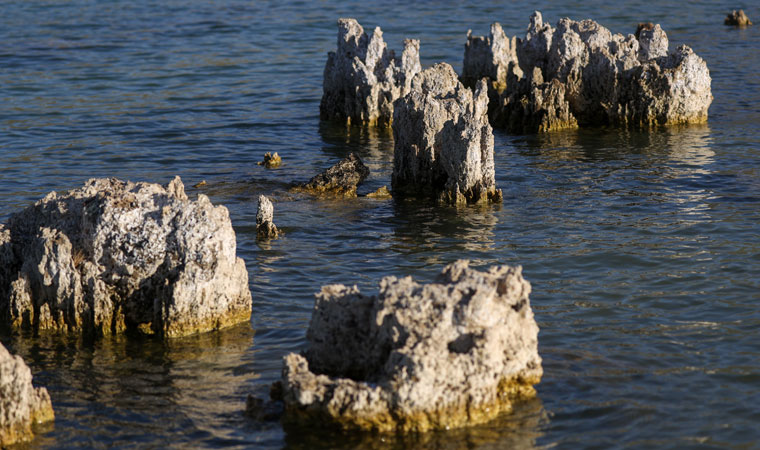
xmin=467 ymin=12 xmax=712 ymax=133
xmin=1 ymin=343 xmax=54 ymax=446
xmin=320 ymin=18 xmax=422 ymax=127
xmin=257 ymin=152 xmax=281 ymax=168
xmin=256 ymin=195 xmax=279 ymax=240
xmin=392 ymin=63 xmax=502 ymax=204
xmin=725 ymin=10 xmax=752 ymax=26
xmin=296 ymin=153 xmax=370 ymax=197
xmin=280 ymin=260 xmax=542 ymax=432
xmin=0 ymin=177 xmax=252 ymax=338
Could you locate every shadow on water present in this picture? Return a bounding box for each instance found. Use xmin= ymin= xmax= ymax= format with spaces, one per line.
xmin=281 ymin=397 xmax=548 ymax=450
xmin=1 ymin=323 xmax=258 ymax=448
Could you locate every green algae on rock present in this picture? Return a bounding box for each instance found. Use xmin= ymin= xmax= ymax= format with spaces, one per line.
xmin=280 ymin=260 xmax=542 ymax=432
xmin=0 ymin=177 xmax=252 ymax=338
xmin=0 ymin=342 xmax=54 ymax=446
xmin=294 ymin=153 xmax=370 ymax=198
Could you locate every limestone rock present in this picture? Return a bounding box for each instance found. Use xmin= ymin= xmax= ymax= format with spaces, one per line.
xmin=482 ymin=12 xmax=712 ymax=132
xmin=0 ymin=343 xmax=54 ymax=446
xmin=0 ymin=177 xmax=252 ymax=338
xmin=365 ymin=186 xmax=391 ymax=199
xmin=320 ymin=18 xmax=422 ymax=127
xmin=280 ymin=260 xmax=542 ymax=432
xmin=257 ymin=152 xmax=281 ymax=168
xmin=256 ymin=195 xmax=279 ymax=240
xmin=297 ymin=153 xmax=370 ymax=197
xmin=392 ymin=63 xmax=502 ymax=204
xmin=725 ymin=10 xmax=752 ymax=26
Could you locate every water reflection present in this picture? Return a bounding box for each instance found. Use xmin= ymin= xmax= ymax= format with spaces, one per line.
xmin=387 ymin=199 xmax=500 ymax=268
xmin=282 ymin=397 xmax=547 ymax=450
xmin=1 ymin=323 xmax=257 ymax=448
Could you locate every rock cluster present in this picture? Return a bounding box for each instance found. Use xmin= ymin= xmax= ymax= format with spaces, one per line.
xmin=468 ymin=12 xmax=712 ymax=133
xmin=280 ymin=260 xmax=542 ymax=432
xmin=725 ymin=10 xmax=752 ymax=26
xmin=296 ymin=153 xmax=370 ymax=197
xmin=0 ymin=343 xmax=54 ymax=446
xmin=392 ymin=63 xmax=502 ymax=204
xmin=0 ymin=177 xmax=252 ymax=338
xmin=256 ymin=195 xmax=279 ymax=240
xmin=320 ymin=18 xmax=422 ymax=127
xmin=257 ymin=152 xmax=281 ymax=168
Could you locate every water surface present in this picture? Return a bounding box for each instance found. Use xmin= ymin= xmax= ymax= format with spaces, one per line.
xmin=1 ymin=0 xmax=759 ymax=448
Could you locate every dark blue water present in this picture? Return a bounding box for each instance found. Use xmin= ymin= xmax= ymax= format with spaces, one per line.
xmin=2 ymin=1 xmax=759 ymax=448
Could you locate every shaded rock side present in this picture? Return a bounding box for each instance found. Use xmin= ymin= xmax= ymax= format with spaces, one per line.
xmin=296 ymin=153 xmax=370 ymax=197
xmin=320 ymin=18 xmax=422 ymax=127
xmin=0 ymin=177 xmax=252 ymax=338
xmin=0 ymin=343 xmax=54 ymax=446
xmin=477 ymin=11 xmax=712 ymax=132
xmin=392 ymin=63 xmax=502 ymax=204
xmin=281 ymin=260 xmax=542 ymax=432
xmin=725 ymin=10 xmax=752 ymax=26
xmin=256 ymin=195 xmax=279 ymax=240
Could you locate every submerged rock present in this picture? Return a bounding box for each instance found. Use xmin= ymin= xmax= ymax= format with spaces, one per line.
xmin=392 ymin=63 xmax=502 ymax=204
xmin=0 ymin=343 xmax=54 ymax=446
xmin=256 ymin=195 xmax=279 ymax=240
xmin=257 ymin=152 xmax=281 ymax=168
xmin=725 ymin=10 xmax=752 ymax=26
xmin=296 ymin=153 xmax=370 ymax=197
xmin=468 ymin=11 xmax=712 ymax=132
xmin=0 ymin=177 xmax=252 ymax=338
xmin=280 ymin=260 xmax=542 ymax=432
xmin=320 ymin=18 xmax=422 ymax=127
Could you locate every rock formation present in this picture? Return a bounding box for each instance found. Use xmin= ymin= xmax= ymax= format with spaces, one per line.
xmin=0 ymin=343 xmax=54 ymax=446
xmin=296 ymin=153 xmax=370 ymax=197
xmin=725 ymin=10 xmax=752 ymax=26
xmin=257 ymin=152 xmax=281 ymax=168
xmin=466 ymin=12 xmax=712 ymax=133
xmin=392 ymin=63 xmax=502 ymax=204
xmin=0 ymin=177 xmax=252 ymax=338
xmin=280 ymin=260 xmax=542 ymax=432
xmin=256 ymin=195 xmax=279 ymax=240
xmin=320 ymin=18 xmax=422 ymax=127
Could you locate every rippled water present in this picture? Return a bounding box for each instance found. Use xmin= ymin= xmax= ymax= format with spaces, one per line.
xmin=2 ymin=0 xmax=759 ymax=448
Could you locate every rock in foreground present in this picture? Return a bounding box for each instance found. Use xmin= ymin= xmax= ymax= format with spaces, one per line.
xmin=0 ymin=177 xmax=252 ymax=338
xmin=281 ymin=260 xmax=542 ymax=432
xmin=296 ymin=153 xmax=370 ymax=197
xmin=320 ymin=18 xmax=422 ymax=127
xmin=393 ymin=63 xmax=502 ymax=204
xmin=1 ymin=343 xmax=54 ymax=446
xmin=468 ymin=12 xmax=712 ymax=132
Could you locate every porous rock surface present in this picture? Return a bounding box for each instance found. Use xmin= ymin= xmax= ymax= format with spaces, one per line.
xmin=0 ymin=177 xmax=252 ymax=338
xmin=392 ymin=63 xmax=502 ymax=204
xmin=1 ymin=342 xmax=54 ymax=446
xmin=297 ymin=153 xmax=370 ymax=197
xmin=467 ymin=12 xmax=712 ymax=132
xmin=256 ymin=195 xmax=278 ymax=240
xmin=320 ymin=18 xmax=422 ymax=127
xmin=280 ymin=260 xmax=542 ymax=432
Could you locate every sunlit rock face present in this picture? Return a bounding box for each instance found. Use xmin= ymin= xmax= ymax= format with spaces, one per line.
xmin=256 ymin=195 xmax=278 ymax=240
xmin=280 ymin=260 xmax=542 ymax=432
xmin=465 ymin=11 xmax=712 ymax=133
xmin=0 ymin=177 xmax=252 ymax=338
xmin=320 ymin=18 xmax=422 ymax=127
xmin=392 ymin=63 xmax=502 ymax=205
xmin=0 ymin=343 xmax=54 ymax=446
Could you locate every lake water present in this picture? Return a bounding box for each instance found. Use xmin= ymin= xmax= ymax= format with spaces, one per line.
xmin=1 ymin=0 xmax=759 ymax=448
